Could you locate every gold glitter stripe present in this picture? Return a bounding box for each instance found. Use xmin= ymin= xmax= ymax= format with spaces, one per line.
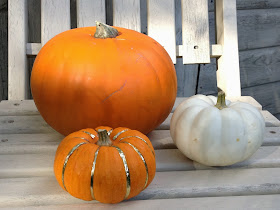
xmin=73 ymin=137 xmax=90 ymax=143
xmin=90 ymin=146 xmax=100 ymax=200
xmin=112 ymin=146 xmax=131 ymax=199
xmin=83 ymin=131 xmax=96 ymax=139
xmin=113 ymin=129 xmax=129 ymax=140
xmin=118 ymin=136 xmax=155 ymax=157
xmin=122 ymin=141 xmax=149 ymax=189
xmin=62 ymin=142 xmax=87 ymax=191
xmin=107 ymin=129 xmax=113 ymax=136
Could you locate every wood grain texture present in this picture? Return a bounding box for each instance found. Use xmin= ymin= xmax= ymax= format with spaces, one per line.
xmin=216 ymin=0 xmax=241 ymax=97
xmin=0 ymin=110 xmax=276 ymax=135
xmin=237 ymin=8 xmax=280 ymax=51
xmin=181 ymin=0 xmax=210 ymax=64
xmin=41 ymin=0 xmax=71 ymax=45
xmin=147 ymin=0 xmax=176 ymax=63
xmin=242 ymin=81 xmax=280 ymax=115
xmin=1 ymin=168 xmax=280 ymax=207
xmin=10 ymin=195 xmax=280 ymax=210
xmin=209 ymin=0 xmax=280 ymax=12
xmin=0 ymin=127 xmax=279 ymax=154
xmin=8 ymin=0 xmax=28 ymax=100
xmin=240 ymin=46 xmax=280 ymax=88
xmin=76 ymin=0 xmax=106 ymax=27
xmin=1 ymin=146 xmax=280 ymax=178
xmin=112 ymin=0 xmax=141 ymax=31
xmin=175 ymin=58 xmax=198 ymax=97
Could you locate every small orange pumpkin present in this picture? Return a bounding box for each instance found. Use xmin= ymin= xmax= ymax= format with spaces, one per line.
xmin=53 ymin=126 xmax=156 ymax=204
xmin=31 ymin=22 xmax=177 ymax=136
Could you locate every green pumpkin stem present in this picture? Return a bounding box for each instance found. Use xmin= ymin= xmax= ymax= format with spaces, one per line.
xmin=215 ymin=88 xmax=227 ymax=110
xmin=97 ymin=129 xmax=112 ymax=146
xmin=94 ymin=21 xmax=119 ymax=39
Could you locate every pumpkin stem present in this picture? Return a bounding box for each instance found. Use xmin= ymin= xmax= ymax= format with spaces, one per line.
xmin=94 ymin=21 xmax=119 ymax=39
xmin=97 ymin=129 xmax=112 ymax=146
xmin=215 ymin=88 xmax=227 ymax=110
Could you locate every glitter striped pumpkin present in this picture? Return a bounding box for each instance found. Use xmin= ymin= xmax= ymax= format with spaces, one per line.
xmin=53 ymin=126 xmax=156 ymax=204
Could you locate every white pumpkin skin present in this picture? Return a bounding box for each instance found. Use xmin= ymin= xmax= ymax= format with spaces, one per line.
xmin=170 ymin=94 xmax=265 ymax=166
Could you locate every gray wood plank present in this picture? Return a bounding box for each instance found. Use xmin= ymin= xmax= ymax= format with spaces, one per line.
xmin=237 ymin=8 xmax=280 ymax=51
xmin=209 ymin=0 xmax=280 ymax=12
xmin=0 ymin=96 xmax=262 ymax=116
xmin=1 ymin=146 xmax=280 ymax=178
xmin=1 ymin=168 xmax=280 ymax=207
xmin=112 ymin=0 xmax=141 ymax=31
xmin=242 ymin=81 xmax=280 ymax=116
xmin=147 ymin=0 xmax=176 ymax=63
xmin=9 ymin=194 xmax=280 ymax=210
xmin=0 ymin=127 xmax=279 ymax=155
xmin=0 ymin=110 xmax=278 ymax=135
xmin=41 ymin=0 xmax=71 ymax=45
xmin=76 ymin=0 xmax=106 ymax=27
xmin=8 ymin=0 xmax=28 ymax=100
xmin=181 ymin=0 xmax=210 ymax=64
xmin=240 ymin=46 xmax=280 ymax=88
xmin=175 ymin=59 xmax=198 ymax=97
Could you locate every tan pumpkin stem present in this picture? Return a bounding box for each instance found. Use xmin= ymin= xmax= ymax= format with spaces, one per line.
xmin=215 ymin=88 xmax=227 ymax=110
xmin=94 ymin=21 xmax=119 ymax=39
xmin=97 ymin=129 xmax=112 ymax=146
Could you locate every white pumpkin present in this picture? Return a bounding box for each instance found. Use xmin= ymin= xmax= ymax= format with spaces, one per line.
xmin=170 ymin=91 xmax=265 ymax=166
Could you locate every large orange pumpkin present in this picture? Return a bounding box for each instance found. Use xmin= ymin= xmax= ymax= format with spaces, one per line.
xmin=31 ymin=22 xmax=177 ymax=136
xmin=53 ymin=126 xmax=156 ymax=204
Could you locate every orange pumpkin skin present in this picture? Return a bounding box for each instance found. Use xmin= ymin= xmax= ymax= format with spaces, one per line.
xmin=31 ymin=26 xmax=177 ymax=136
xmin=53 ymin=126 xmax=156 ymax=204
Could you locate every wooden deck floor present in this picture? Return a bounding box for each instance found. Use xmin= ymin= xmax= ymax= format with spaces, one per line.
xmin=0 ymin=97 xmax=280 ymax=209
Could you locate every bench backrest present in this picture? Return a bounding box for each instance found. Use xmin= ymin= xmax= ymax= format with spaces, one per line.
xmin=8 ymin=0 xmax=241 ymax=100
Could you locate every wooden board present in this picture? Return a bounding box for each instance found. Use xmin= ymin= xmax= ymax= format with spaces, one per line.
xmin=41 ymin=0 xmax=71 ymax=45
xmin=9 ymin=194 xmax=280 ymax=210
xmin=8 ymin=0 xmax=28 ymax=100
xmin=181 ymin=0 xmax=210 ymax=64
xmin=76 ymin=0 xmax=106 ymax=27
xmin=147 ymin=0 xmax=176 ymax=63
xmin=208 ymin=0 xmax=280 ymax=12
xmin=242 ymin=81 xmax=280 ymax=115
xmin=0 ymin=110 xmax=277 ymax=135
xmin=0 ymin=96 xmax=263 ymax=116
xmin=1 ymin=145 xmax=280 ymax=178
xmin=112 ymin=0 xmax=141 ymax=32
xmin=1 ymin=168 xmax=280 ymax=207
xmin=239 ymin=46 xmax=280 ymax=88
xmin=215 ymin=0 xmax=241 ymax=97
xmin=1 ymin=127 xmax=280 ymax=154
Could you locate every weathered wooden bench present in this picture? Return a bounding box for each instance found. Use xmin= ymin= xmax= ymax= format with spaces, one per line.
xmin=4 ymin=0 xmax=280 ymax=209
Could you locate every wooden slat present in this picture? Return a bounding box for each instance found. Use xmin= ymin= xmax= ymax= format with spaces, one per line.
xmin=0 ymin=110 xmax=278 ymax=135
xmin=26 ymin=43 xmax=41 ymax=55
xmin=10 ymin=194 xmax=280 ymax=210
xmin=112 ymin=0 xmax=141 ymax=32
xmin=0 ymin=127 xmax=279 ymax=155
xmin=8 ymin=0 xmax=28 ymax=100
xmin=147 ymin=0 xmax=176 ymax=63
xmin=1 ymin=168 xmax=280 ymax=207
xmin=0 ymin=96 xmax=263 ymax=116
xmin=76 ymin=0 xmax=106 ymax=28
xmin=215 ymin=0 xmax=241 ymax=97
xmin=181 ymin=0 xmax=210 ymax=64
xmin=41 ymin=0 xmax=71 ymax=45
xmin=1 ymin=146 xmax=280 ymax=178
